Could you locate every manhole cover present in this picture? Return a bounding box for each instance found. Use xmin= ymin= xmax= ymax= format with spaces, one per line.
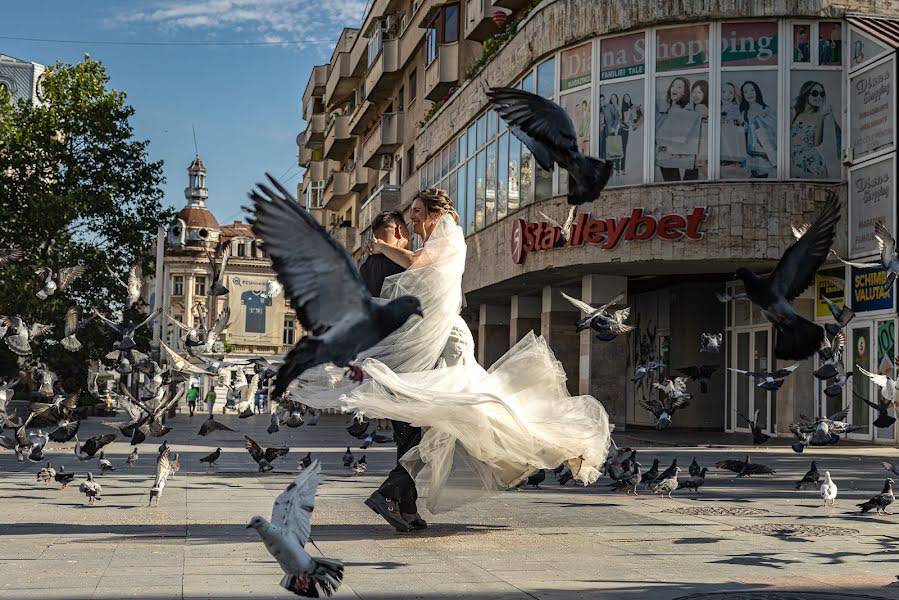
xmin=675 ymin=593 xmax=888 ymax=600
xmin=662 ymin=506 xmax=769 ymax=517
xmin=735 ymin=523 xmax=859 ymax=538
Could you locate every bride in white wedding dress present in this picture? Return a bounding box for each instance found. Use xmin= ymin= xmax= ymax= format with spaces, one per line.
xmin=293 ymin=188 xmax=611 ymax=514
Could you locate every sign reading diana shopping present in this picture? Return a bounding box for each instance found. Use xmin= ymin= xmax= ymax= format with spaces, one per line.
xmin=510 ymin=208 xmax=707 ymax=264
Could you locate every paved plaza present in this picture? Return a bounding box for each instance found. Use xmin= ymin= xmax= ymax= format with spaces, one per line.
xmin=3 ymin=411 xmax=899 ymax=600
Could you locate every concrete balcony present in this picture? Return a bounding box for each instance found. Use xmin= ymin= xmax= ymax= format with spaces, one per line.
xmin=331 ymin=223 xmax=359 ymax=254
xmin=364 ymin=38 xmax=400 ymax=103
xmin=323 ymin=115 xmax=354 ymax=161
xmin=360 ymin=185 xmax=402 ymax=238
xmin=307 ymin=159 xmax=332 ymax=183
xmin=322 ymin=171 xmax=353 ymax=211
xmin=424 ymin=42 xmax=460 ymax=101
xmin=302 ymin=64 xmax=328 ymax=118
xmin=361 ymin=112 xmax=405 ymax=169
xmin=324 ymin=52 xmax=357 ymax=109
xmin=349 ymin=100 xmax=380 ymax=135
xmin=299 ymin=144 xmax=312 ymax=167
xmin=464 ymin=0 xmax=506 ymax=42
xmin=352 ymin=162 xmax=371 ymax=192
xmin=300 ymin=113 xmax=326 ymax=149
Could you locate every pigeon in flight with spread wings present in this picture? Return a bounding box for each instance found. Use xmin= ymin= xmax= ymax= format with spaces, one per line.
xmin=487 ymin=87 xmax=613 ymax=245
xmin=856 ymin=359 xmax=899 ymax=405
xmin=831 ymin=220 xmax=899 ymax=292
xmin=246 ymin=174 xmax=423 ymax=397
xmin=34 ymin=265 xmax=86 ymax=299
xmin=4 ymin=317 xmax=52 ymax=356
xmin=245 ymin=435 xmax=289 ymax=472
xmin=60 ymin=306 xmax=95 ymax=352
xmin=737 ymin=409 xmax=770 ymax=445
xmin=159 ymin=341 xmax=216 ymax=376
xmin=247 ymin=460 xmax=344 ymax=597
xmin=729 ymin=364 xmax=800 ymax=391
xmin=560 ymin=292 xmax=633 ymax=341
xmin=735 ymin=195 xmax=841 ymax=360
xmin=93 ymin=307 xmax=162 ymax=351
xmin=106 ymin=263 xmax=143 ymax=307
xmin=205 ymin=242 xmax=231 ymax=297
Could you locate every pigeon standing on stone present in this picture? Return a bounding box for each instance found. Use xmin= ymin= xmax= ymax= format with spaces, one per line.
xmin=795 ymin=461 xmax=820 ymax=490
xmin=716 ymin=455 xmax=776 ymax=477
xmin=352 ymin=455 xmax=367 ymax=477
xmin=298 ymin=452 xmax=313 ymax=470
xmin=34 ymin=265 xmax=86 ymax=299
xmin=735 ymin=195 xmax=840 ymax=359
xmin=737 ymin=409 xmax=770 ymax=445
xmin=688 ymin=458 xmax=701 ymax=477
xmin=79 ymin=473 xmax=102 ymax=505
xmin=700 ymin=333 xmax=722 ymax=353
xmin=247 ymin=460 xmax=344 ymax=597
xmin=55 ymin=465 xmax=75 ymax=488
xmin=247 ymin=175 xmax=424 ymax=394
xmin=640 ymin=459 xmax=659 ymax=488
xmin=858 ymin=479 xmax=894 ymax=515
xmin=486 ymin=87 xmax=613 ymax=245
xmin=881 ymin=462 xmax=899 ymax=477
xmin=342 ymin=447 xmax=353 ymax=468
xmin=37 ymin=462 xmax=56 ymax=485
xmin=127 ymin=447 xmax=139 ymax=466
xmin=98 ymin=451 xmax=115 ymax=474
xmin=820 ymin=471 xmax=838 ymax=507
xmin=516 ymin=468 xmax=546 ymax=490
xmin=651 ymin=467 xmax=680 ymax=498
xmin=268 ymin=412 xmax=281 ymax=435
xmin=656 ymin=459 xmax=678 ymax=483
xmin=681 ymin=468 xmax=707 ymax=494
xmin=105 ymin=263 xmax=143 ymax=308
xmin=199 ymin=448 xmax=222 ymax=468
xmin=149 ymin=446 xmax=173 ymax=507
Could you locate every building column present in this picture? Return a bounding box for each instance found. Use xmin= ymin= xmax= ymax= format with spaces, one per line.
xmin=510 ymin=295 xmax=541 ymax=347
xmin=478 ymin=304 xmax=511 ymax=366
xmin=579 ymin=275 xmax=629 ymax=427
xmin=541 ymin=285 xmax=581 ymax=396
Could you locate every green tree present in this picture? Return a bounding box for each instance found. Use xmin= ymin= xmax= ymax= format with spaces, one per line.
xmin=0 ymin=54 xmax=172 ymax=396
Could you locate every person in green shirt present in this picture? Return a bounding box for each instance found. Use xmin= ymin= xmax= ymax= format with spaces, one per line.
xmin=205 ymin=388 xmax=217 ymax=414
xmin=186 ymin=385 xmax=199 ymax=416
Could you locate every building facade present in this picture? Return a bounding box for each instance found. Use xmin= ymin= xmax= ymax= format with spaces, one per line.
xmin=0 ymin=54 xmax=45 ymax=105
xmin=300 ymin=1 xmax=899 ymax=443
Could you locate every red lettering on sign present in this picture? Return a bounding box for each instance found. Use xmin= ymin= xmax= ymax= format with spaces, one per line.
xmin=657 ymin=214 xmax=687 ymax=239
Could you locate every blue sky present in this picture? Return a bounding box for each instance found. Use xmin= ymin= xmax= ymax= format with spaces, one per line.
xmin=2 ymin=0 xmax=367 ymax=223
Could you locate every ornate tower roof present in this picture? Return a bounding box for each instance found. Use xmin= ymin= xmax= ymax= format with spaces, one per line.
xmin=168 ymin=156 xmax=220 ymax=248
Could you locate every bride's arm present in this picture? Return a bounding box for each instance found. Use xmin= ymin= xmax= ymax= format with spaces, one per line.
xmin=371 ymin=240 xmax=419 ymax=269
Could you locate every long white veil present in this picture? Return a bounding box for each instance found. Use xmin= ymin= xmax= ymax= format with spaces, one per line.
xmin=292 ymin=214 xmax=611 ymax=513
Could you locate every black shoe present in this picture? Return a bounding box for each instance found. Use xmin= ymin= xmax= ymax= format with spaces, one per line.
xmin=364 ymin=492 xmax=412 ymax=532
xmin=401 ymin=512 xmax=428 ymax=530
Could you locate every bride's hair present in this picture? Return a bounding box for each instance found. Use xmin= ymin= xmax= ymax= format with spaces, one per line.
xmin=415 ymin=187 xmax=460 ymax=224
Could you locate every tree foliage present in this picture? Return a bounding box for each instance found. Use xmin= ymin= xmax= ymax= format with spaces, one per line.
xmin=0 ymin=55 xmax=172 ymax=394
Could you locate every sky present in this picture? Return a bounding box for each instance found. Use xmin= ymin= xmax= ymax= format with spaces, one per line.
xmin=2 ymin=0 xmax=368 ymax=224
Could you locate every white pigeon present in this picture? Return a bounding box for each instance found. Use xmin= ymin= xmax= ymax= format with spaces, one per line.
xmin=262 ymin=279 xmax=283 ymax=301
xmin=79 ymin=472 xmax=102 ymax=505
xmin=857 ymin=363 xmax=899 ymax=403
xmin=820 ymin=470 xmax=838 ymax=507
xmin=246 ymin=460 xmax=344 ymax=597
xmin=106 ymin=263 xmax=143 ymax=307
xmin=34 ymin=265 xmax=86 ymax=299
xmin=149 ymin=447 xmax=173 ymax=507
xmin=98 ymin=451 xmax=115 ymax=474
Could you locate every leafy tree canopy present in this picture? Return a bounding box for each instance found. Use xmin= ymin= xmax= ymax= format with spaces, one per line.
xmin=0 ymin=54 xmax=173 ymax=394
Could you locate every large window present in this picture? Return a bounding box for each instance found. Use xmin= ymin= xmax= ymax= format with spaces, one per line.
xmin=194 ymin=276 xmax=207 ymax=296
xmin=283 ymin=319 xmax=295 ymax=345
xmin=172 ymin=275 xmax=184 ymax=296
xmin=426 ymin=17 xmax=438 ymax=65
xmin=305 ymin=180 xmax=324 ymax=209
xmin=535 ymin=57 xmax=556 ymax=201
xmin=444 ymin=4 xmax=459 ymax=43
xmin=599 ymin=31 xmax=647 ymax=186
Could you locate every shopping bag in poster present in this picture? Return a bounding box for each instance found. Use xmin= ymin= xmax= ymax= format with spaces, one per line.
xmin=695 ymin=120 xmax=708 ymax=164
xmin=752 ymin=120 xmax=777 ymax=164
xmin=606 ymin=135 xmax=624 ymax=159
xmin=720 ymin=122 xmax=747 ymax=162
xmin=656 ymin=107 xmax=700 ymax=148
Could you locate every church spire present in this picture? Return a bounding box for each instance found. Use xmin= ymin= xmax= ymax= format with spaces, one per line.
xmin=184 ymin=157 xmax=208 ymax=208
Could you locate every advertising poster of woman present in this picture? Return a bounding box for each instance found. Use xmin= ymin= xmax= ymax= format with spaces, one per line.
xmin=790 ymin=71 xmax=843 ymax=179
xmin=655 ymin=74 xmax=708 ymax=181
xmin=559 ymin=88 xmax=591 ymax=193
xmin=720 ymin=71 xmax=778 ymax=178
xmin=599 ymin=79 xmax=644 ymax=186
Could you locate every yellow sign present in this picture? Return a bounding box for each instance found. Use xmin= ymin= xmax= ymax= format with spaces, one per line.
xmin=816 ymin=274 xmax=845 ymax=318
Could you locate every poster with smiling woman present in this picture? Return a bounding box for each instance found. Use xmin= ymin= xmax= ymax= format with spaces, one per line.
xmin=790 ymin=70 xmax=843 ymax=179
xmin=655 ymin=74 xmax=707 ymax=181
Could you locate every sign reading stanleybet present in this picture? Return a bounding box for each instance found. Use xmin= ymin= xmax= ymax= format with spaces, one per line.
xmin=511 ymin=208 xmax=707 ymax=264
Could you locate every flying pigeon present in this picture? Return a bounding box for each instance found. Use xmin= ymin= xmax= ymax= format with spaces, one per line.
xmin=716 ymin=291 xmax=746 ymax=304
xmin=735 ymin=195 xmax=840 ymax=359
xmin=30 ymin=392 xmax=78 ymax=425
xmin=79 ymin=472 xmax=102 ymax=504
xmin=823 ymin=359 xmax=852 ymax=398
xmin=858 ymin=478 xmax=894 ymax=515
xmin=106 ymin=263 xmax=143 ymax=307
xmin=60 ymin=306 xmax=95 ymax=352
xmin=795 ymin=461 xmax=820 ymax=490
xmin=246 ymin=460 xmax=344 ymax=597
xmin=486 ymin=87 xmax=613 ymax=245
xmin=790 ymin=407 xmax=862 ymax=452
xmin=700 ymin=333 xmax=723 ymax=353
xmin=159 ymin=341 xmax=215 ymax=376
xmin=261 ymin=279 xmax=283 ymax=301
xmin=560 ymin=292 xmax=632 ymax=341
xmin=5 ymin=318 xmax=53 ymax=356
xmin=245 ymin=435 xmax=288 ymax=472
xmin=199 ymin=414 xmax=236 ymax=436
xmin=31 ymin=364 xmax=56 ymax=398
xmin=93 ymin=307 xmax=161 ymax=352
xmin=149 ymin=446 xmax=173 ymax=507
xmin=631 ymin=360 xmax=664 ymax=383
xmin=737 ymin=409 xmax=770 ymax=445
xmin=856 ymin=361 xmax=899 ymax=407
xmin=640 ymin=395 xmax=689 ymax=430
xmin=883 ymin=462 xmax=899 ymax=478
xmin=37 ymin=462 xmax=55 ymax=485
xmin=116 ymin=383 xmax=184 ymax=445
xmin=127 ymin=447 xmax=139 ymax=466
xmin=857 ymin=390 xmax=896 ymax=428
xmin=832 ymin=220 xmax=899 ymax=292
xmin=814 ymin=333 xmax=845 ymax=380
xmin=165 ymin=312 xmax=205 ymax=350
xmin=821 ymin=296 xmax=854 ymax=337
xmin=342 ymin=447 xmax=353 ymax=468
xmin=26 ymin=429 xmax=49 ymax=462
xmin=651 ymin=467 xmax=680 ymax=498
xmin=34 ymin=265 xmax=86 ymax=299
xmin=205 ymin=242 xmax=231 ymax=297
xmin=98 ymin=451 xmax=115 ymax=474
xmin=247 ymin=175 xmax=423 ymax=395
xmin=821 ymin=471 xmax=838 ymax=506
xmin=680 ymin=468 xmax=707 ymax=494
xmin=728 ymin=364 xmax=800 ymax=391
xmin=199 ymin=447 xmax=221 ymax=468
xmin=75 ymin=434 xmax=116 ymax=461
xmin=250 ymin=357 xmax=282 ymax=385
xmin=233 ymin=372 xmax=260 ymax=418
xmin=676 ymin=365 xmax=719 ymax=394
xmin=55 ymin=465 xmax=75 ymax=488
xmin=0 ymin=247 xmax=25 ymax=267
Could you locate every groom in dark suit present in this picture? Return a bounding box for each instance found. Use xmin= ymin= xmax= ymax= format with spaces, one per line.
xmin=358 ymin=211 xmax=427 ymax=533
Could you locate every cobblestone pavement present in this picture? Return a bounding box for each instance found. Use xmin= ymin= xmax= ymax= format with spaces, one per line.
xmin=3 ymin=411 xmax=899 ymax=599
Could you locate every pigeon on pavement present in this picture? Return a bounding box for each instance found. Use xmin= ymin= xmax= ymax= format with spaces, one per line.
xmin=37 ymin=462 xmax=55 ymax=485
xmin=247 ymin=460 xmax=344 ymax=597
xmin=149 ymin=446 xmax=173 ymax=507
xmin=716 ymin=455 xmax=776 ymax=477
xmin=55 ymin=465 xmax=75 ymax=488
xmin=700 ymin=333 xmax=722 ymax=353
xmin=352 ymin=455 xmax=367 ymax=476
xmin=487 ymin=87 xmax=613 ymax=245
xmin=651 ymin=467 xmax=680 ymax=498
xmin=689 ymin=458 xmax=701 ymax=477
xmin=268 ymin=412 xmax=281 ymax=435
xmin=200 ymin=448 xmax=222 ymax=468
xmin=640 ymin=459 xmax=660 ymax=487
xmin=735 ymin=195 xmax=840 ymax=360
xmin=820 ymin=471 xmax=838 ymax=507
xmin=247 ymin=175 xmax=424 ymax=395
xmin=342 ymin=447 xmax=353 ymax=468
xmin=127 ymin=447 xmax=139 ymax=466
xmin=681 ymin=468 xmax=707 ymax=494
xmin=795 ymin=461 xmax=820 ymax=490
xmin=882 ymin=462 xmax=899 ymax=478
xmin=516 ymin=468 xmax=546 ymax=490
xmin=858 ymin=479 xmax=894 ymax=515
xmin=98 ymin=451 xmax=115 ymax=474
xmin=79 ymin=472 xmax=102 ymax=504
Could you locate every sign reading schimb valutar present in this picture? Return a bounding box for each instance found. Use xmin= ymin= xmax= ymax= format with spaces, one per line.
xmin=511 ymin=208 xmax=707 ymax=264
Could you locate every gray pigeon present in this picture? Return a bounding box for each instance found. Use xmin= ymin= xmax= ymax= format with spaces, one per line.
xmin=105 ymin=263 xmax=143 ymax=307
xmin=814 ymin=333 xmax=844 ymax=380
xmin=735 ymin=195 xmax=840 ymax=360
xmin=858 ymin=478 xmax=894 ymax=515
xmin=833 ymin=220 xmax=899 ymax=293
xmin=149 ymin=447 xmax=172 ymax=507
xmin=5 ymin=318 xmax=52 ymax=356
xmin=560 ymin=292 xmax=633 ymax=341
xmin=93 ymin=307 xmax=161 ymax=352
xmin=821 ymin=296 xmax=854 ymax=337
xmin=676 ymin=365 xmax=719 ymax=394
xmin=126 ymin=447 xmax=139 ymax=466
xmin=247 ymin=460 xmax=344 ymax=596
xmin=79 ymin=472 xmax=102 ymax=504
xmin=486 ymin=87 xmax=613 ymax=244
xmin=651 ymin=467 xmax=681 ymax=498
xmin=60 ymin=306 xmax=95 ymax=352
xmin=729 ymin=364 xmax=799 ymax=391
xmin=700 ymin=332 xmax=722 ymax=353
xmin=34 ymin=265 xmax=85 ymax=299
xmin=681 ymin=468 xmax=707 ymax=494
xmin=204 ymin=242 xmax=231 ymax=297
xmin=247 ymin=175 xmax=423 ymax=396
xmin=631 ymin=360 xmax=664 ymax=383
xmin=795 ymin=461 xmax=820 ymax=490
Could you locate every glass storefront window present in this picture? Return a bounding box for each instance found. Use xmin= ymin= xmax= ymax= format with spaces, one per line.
xmin=720 ymin=22 xmax=778 ymax=66
xmin=497 ymin=133 xmax=509 ymax=221
xmin=537 ymin=58 xmax=555 ymax=98
xmin=793 ymin=24 xmax=812 ymax=63
xmin=655 ymin=73 xmax=710 ymax=181
xmin=476 ymin=113 xmax=487 ymax=148
xmin=656 ymin=24 xmax=710 ymax=72
xmin=521 ymin=70 xmax=535 ymax=93
xmin=485 ymin=141 xmax=497 ymax=225
xmin=466 ymin=158 xmax=476 ymax=234
xmin=475 ymin=149 xmax=486 ymax=230
xmin=487 ymin=109 xmax=498 ymax=139
xmin=508 ymin=134 xmax=521 ymax=213
xmin=819 ymin=22 xmax=843 ymax=66
xmin=560 ymin=42 xmax=592 ymax=91
xmin=600 ymin=78 xmax=644 ymax=186
xmin=456 ymin=165 xmax=466 ymax=234
xmin=467 ymin=124 xmax=476 ymax=156
xmin=458 ymin=132 xmax=467 ymax=162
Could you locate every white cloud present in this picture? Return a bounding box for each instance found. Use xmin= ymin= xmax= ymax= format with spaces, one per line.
xmin=110 ymin=0 xmax=368 ymax=45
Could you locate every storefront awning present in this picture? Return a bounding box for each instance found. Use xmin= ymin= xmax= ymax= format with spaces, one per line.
xmin=846 ymin=15 xmax=899 ymax=48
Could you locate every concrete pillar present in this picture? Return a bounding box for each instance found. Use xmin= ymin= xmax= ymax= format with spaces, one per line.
xmin=510 ymin=295 xmax=541 ymax=346
xmin=541 ymin=285 xmax=582 ymax=396
xmin=579 ymin=275 xmax=629 ymax=427
xmin=478 ymin=303 xmax=511 ymax=366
